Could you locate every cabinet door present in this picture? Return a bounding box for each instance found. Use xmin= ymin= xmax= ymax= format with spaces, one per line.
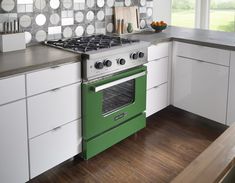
xmin=173 ymin=57 xmax=229 ymax=124
xmin=227 ymin=52 xmax=235 ymax=125
xmin=146 ymin=57 xmax=168 ymax=90
xmin=146 ymin=83 xmax=168 ymax=117
xmin=28 ymin=83 xmax=81 ymax=138
xmin=0 ymin=100 xmax=29 ymax=183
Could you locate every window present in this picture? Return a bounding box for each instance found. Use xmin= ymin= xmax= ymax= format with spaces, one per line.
xmin=171 ymin=0 xmax=235 ymax=32
xmin=210 ymin=0 xmax=235 ymax=32
xmin=171 ymin=0 xmax=196 ymax=28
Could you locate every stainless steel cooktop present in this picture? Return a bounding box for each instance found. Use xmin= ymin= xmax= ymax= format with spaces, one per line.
xmin=45 ymin=34 xmax=150 ymax=81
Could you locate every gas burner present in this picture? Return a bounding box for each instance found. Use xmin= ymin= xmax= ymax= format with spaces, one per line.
xmin=45 ymin=35 xmax=140 ymax=53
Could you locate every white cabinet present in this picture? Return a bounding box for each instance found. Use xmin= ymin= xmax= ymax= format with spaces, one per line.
xmin=0 ymin=75 xmax=25 ymax=105
xmin=0 ymin=62 xmax=82 ymax=182
xmin=146 ymin=57 xmax=168 ymax=90
xmin=148 ymin=42 xmax=169 ymax=61
xmin=27 ymin=62 xmax=82 ymax=179
xmin=173 ymin=56 xmax=229 ymax=124
xmin=227 ymin=52 xmax=235 ymax=125
xmin=146 ymin=42 xmax=170 ymax=117
xmin=146 ymin=83 xmax=168 ymax=117
xmin=0 ymin=100 xmax=29 ymax=183
xmin=175 ymin=42 xmax=230 ymax=66
xmin=26 ymin=62 xmax=81 ymax=96
xmin=28 ymin=83 xmax=81 ymax=138
xmin=29 ymin=119 xmax=82 ymax=178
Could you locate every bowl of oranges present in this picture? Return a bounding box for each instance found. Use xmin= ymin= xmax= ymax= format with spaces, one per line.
xmin=151 ymin=21 xmax=167 ymax=32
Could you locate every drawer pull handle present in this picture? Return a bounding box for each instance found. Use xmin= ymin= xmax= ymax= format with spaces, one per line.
xmin=51 ymin=88 xmax=60 ymax=92
xmin=196 ymin=59 xmax=204 ymax=63
xmin=52 ymin=126 xmax=61 ymax=131
xmin=51 ymin=65 xmax=61 ymax=69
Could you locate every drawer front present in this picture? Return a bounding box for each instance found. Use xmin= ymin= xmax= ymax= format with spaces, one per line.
xmin=29 ymin=120 xmax=82 ymax=178
xmin=0 ymin=75 xmax=25 ymax=105
xmin=146 ymin=57 xmax=168 ymax=90
xmin=148 ymin=42 xmax=169 ymax=61
xmin=146 ymin=83 xmax=168 ymax=117
xmin=28 ymin=83 xmax=81 ymax=138
xmin=175 ymin=42 xmax=230 ymax=66
xmin=27 ymin=62 xmax=81 ymax=96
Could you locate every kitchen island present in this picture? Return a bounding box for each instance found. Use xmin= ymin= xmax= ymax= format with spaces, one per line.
xmin=172 ymin=124 xmax=235 ymax=183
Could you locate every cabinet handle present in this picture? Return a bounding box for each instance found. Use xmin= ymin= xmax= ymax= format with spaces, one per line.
xmin=196 ymin=60 xmax=204 ymax=63
xmin=52 ymin=126 xmax=61 ymax=131
xmin=51 ymin=88 xmax=60 ymax=92
xmin=50 ymin=65 xmax=61 ymax=69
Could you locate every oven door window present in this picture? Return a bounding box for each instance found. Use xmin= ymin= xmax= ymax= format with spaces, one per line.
xmin=102 ymin=80 xmax=135 ymax=115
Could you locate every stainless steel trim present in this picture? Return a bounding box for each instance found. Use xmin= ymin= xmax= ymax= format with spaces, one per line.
xmin=93 ymin=71 xmax=146 ymax=92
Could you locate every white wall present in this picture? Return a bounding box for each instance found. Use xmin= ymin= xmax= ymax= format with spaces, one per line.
xmin=152 ymin=0 xmax=172 ymax=24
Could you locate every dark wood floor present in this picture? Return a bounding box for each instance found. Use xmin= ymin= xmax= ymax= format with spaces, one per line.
xmin=29 ymin=106 xmax=227 ymax=183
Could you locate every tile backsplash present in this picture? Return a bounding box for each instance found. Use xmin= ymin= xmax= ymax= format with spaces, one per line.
xmin=0 ymin=0 xmax=153 ymax=44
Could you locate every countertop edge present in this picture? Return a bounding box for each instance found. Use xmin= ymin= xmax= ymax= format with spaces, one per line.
xmin=171 ymin=125 xmax=235 ymax=183
xmin=0 ymin=57 xmax=80 ymax=79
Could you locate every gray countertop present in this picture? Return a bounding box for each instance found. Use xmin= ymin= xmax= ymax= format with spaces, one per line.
xmin=127 ymin=26 xmax=235 ymax=50
xmin=0 ymin=45 xmax=80 ymax=78
xmin=1 ymin=26 xmax=235 ymax=78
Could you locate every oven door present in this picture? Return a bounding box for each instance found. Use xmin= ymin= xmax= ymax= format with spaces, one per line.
xmin=82 ymin=66 xmax=147 ymax=140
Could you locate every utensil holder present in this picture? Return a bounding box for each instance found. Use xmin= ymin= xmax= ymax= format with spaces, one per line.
xmin=0 ymin=32 xmax=26 ymax=52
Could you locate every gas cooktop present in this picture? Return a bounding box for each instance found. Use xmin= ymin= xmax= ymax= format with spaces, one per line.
xmin=45 ymin=34 xmax=140 ymax=53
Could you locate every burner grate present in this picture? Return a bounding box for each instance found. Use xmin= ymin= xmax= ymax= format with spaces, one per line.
xmin=46 ymin=35 xmax=140 ymax=53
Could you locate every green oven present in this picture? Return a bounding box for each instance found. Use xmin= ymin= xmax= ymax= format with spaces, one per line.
xmin=82 ymin=66 xmax=147 ymax=159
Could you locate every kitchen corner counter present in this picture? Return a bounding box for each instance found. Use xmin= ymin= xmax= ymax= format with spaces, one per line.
xmin=0 ymin=45 xmax=81 ymax=78
xmin=127 ymin=26 xmax=235 ymax=51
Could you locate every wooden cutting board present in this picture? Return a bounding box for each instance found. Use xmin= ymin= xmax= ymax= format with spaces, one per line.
xmin=114 ymin=6 xmax=140 ymax=34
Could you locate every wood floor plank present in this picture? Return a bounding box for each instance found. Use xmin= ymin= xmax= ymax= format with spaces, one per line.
xmin=28 ymin=106 xmax=227 ymax=183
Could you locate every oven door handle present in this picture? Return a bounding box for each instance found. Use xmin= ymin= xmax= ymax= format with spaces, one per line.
xmin=92 ymin=71 xmax=146 ymax=92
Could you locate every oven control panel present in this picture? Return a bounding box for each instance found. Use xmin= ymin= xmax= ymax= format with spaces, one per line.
xmin=84 ymin=47 xmax=148 ymax=81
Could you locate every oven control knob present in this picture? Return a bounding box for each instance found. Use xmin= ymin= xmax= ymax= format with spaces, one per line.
xmin=95 ymin=62 xmax=104 ymax=69
xmin=118 ymin=58 xmax=126 ymax=65
xmin=138 ymin=52 xmax=145 ymax=58
xmin=131 ymin=53 xmax=138 ymax=60
xmin=103 ymin=60 xmax=112 ymax=67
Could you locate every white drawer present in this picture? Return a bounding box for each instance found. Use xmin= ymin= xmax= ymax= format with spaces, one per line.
xmin=175 ymin=42 xmax=230 ymax=66
xmin=29 ymin=119 xmax=82 ymax=178
xmin=28 ymin=83 xmax=81 ymax=138
xmin=146 ymin=57 xmax=168 ymax=90
xmin=146 ymin=83 xmax=168 ymax=117
xmin=148 ymin=42 xmax=169 ymax=61
xmin=26 ymin=62 xmax=81 ymax=96
xmin=0 ymin=75 xmax=25 ymax=105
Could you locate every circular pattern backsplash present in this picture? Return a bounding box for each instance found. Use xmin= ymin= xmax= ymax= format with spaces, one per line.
xmin=0 ymin=0 xmax=153 ymax=44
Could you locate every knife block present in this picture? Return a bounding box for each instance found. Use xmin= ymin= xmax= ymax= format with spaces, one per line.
xmin=0 ymin=32 xmax=26 ymax=52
